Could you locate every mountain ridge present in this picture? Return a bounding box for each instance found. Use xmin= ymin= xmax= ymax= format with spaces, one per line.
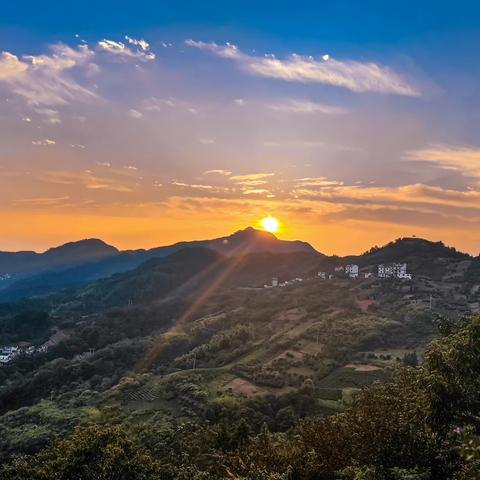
xmin=0 ymin=228 xmax=319 ymax=300
xmin=0 ymin=232 xmax=475 ymax=302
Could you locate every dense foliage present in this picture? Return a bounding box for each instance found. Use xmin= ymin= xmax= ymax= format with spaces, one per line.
xmin=2 ymin=314 xmax=479 ymax=479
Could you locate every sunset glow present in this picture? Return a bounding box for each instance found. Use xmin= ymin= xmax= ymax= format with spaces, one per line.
xmin=0 ymin=3 xmax=479 ymax=255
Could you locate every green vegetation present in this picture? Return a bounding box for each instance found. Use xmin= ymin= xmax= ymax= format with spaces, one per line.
xmin=0 ymin=239 xmax=479 ymax=478
xmin=1 ymin=314 xmax=479 ymax=479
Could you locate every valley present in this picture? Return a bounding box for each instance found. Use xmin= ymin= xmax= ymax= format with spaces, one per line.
xmin=0 ymin=231 xmax=478 ymax=464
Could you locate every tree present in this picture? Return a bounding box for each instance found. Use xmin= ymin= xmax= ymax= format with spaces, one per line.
xmin=1 ymin=424 xmax=162 ymax=480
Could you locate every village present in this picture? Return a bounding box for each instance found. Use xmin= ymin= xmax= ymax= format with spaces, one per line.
xmin=0 ymin=342 xmax=50 ymax=364
xmin=265 ymin=262 xmax=412 ymax=288
xmin=0 ymin=329 xmax=67 ymax=364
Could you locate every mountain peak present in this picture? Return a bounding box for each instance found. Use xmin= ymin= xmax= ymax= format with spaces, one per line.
xmin=228 ymin=226 xmax=276 ymax=240
xmin=44 ymin=238 xmax=119 ymax=257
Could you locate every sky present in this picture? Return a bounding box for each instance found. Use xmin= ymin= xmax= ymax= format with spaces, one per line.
xmin=1 ymin=0 xmax=480 ymax=255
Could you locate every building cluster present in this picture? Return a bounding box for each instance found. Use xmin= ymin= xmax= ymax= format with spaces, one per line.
xmin=264 ymin=276 xmax=304 ymax=289
xmin=378 ymin=263 xmax=412 ymax=279
xmin=318 ymin=262 xmax=412 ymax=281
xmin=262 ymin=262 xmax=412 ymax=291
xmin=0 ymin=341 xmax=50 ymax=364
xmin=0 ymin=273 xmax=12 ymax=281
xmin=0 ymin=345 xmax=21 ymax=363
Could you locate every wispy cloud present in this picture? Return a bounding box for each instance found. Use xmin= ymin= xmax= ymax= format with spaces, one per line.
xmin=40 ymin=170 xmax=136 ymax=193
xmin=294 ymin=177 xmax=345 ymax=188
xmin=1 ymin=43 xmax=97 ymax=107
xmin=267 ymin=99 xmax=347 ymax=115
xmin=12 ymin=196 xmax=70 ymax=206
xmin=32 ymin=138 xmax=56 ymax=146
xmin=230 ymin=172 xmax=275 ymax=182
xmin=97 ymin=37 xmax=155 ymax=61
xmin=404 ymin=145 xmax=480 ymax=182
xmin=128 ymin=108 xmax=144 ymax=119
xmin=185 ymin=40 xmax=420 ymax=97
xmin=198 ymin=138 xmax=215 ymax=145
xmin=203 ymin=169 xmax=232 ymax=176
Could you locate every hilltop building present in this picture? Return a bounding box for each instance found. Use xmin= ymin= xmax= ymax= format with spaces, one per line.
xmin=272 ymin=277 xmax=279 ymax=287
xmin=334 ymin=266 xmax=344 ymax=272
xmin=345 ymin=264 xmax=359 ymax=278
xmin=0 ymin=345 xmax=20 ymax=364
xmin=378 ymin=263 xmax=412 ymax=279
xmin=317 ymin=271 xmax=326 ymax=279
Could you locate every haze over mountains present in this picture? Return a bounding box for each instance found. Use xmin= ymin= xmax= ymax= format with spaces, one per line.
xmin=0 ymin=226 xmax=479 ymax=472
xmin=0 ymin=228 xmax=317 ymax=300
xmin=0 ymin=227 xmax=478 ymax=308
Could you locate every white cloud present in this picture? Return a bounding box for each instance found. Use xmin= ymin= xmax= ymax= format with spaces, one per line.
xmin=129 ymin=108 xmax=144 ymax=119
xmin=267 ymin=99 xmax=347 ymax=115
xmin=32 ymin=138 xmax=56 ymax=146
xmin=98 ymin=37 xmax=155 ymax=61
xmin=199 ymin=138 xmax=215 ymax=145
xmin=125 ymin=36 xmax=150 ymax=51
xmin=185 ymin=40 xmax=420 ymax=97
xmin=0 ymin=52 xmax=28 ymax=79
xmin=203 ymin=169 xmax=232 ymax=176
xmin=242 ymin=188 xmax=270 ymax=195
xmin=1 ymin=44 xmax=97 ymax=108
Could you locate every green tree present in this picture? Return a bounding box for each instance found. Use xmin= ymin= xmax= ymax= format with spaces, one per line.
xmin=1 ymin=424 xmax=162 ymax=480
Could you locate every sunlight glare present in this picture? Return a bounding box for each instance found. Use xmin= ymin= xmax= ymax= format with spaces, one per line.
xmin=260 ymin=216 xmax=280 ymax=233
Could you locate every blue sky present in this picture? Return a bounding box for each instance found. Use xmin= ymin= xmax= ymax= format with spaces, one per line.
xmin=0 ymin=1 xmax=479 ymax=253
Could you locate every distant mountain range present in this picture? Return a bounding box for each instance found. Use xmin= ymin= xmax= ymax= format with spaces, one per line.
xmin=0 ymin=228 xmax=477 ymax=303
xmin=0 ymin=228 xmax=318 ymax=300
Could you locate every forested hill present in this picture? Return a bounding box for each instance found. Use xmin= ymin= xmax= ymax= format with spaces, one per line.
xmin=2 ymin=314 xmax=480 ymax=479
xmin=0 ymin=228 xmax=319 ymax=301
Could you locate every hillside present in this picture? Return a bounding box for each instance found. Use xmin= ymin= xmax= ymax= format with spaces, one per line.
xmin=0 ymin=239 xmax=118 ymax=277
xmin=0 ymin=236 xmax=479 ymax=464
xmin=0 ymin=228 xmax=318 ymax=301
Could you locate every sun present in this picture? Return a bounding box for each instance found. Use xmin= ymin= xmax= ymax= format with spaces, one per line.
xmin=260 ymin=216 xmax=280 ymax=233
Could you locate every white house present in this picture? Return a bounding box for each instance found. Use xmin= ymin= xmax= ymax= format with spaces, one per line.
xmin=364 ymin=272 xmax=374 ymax=279
xmin=272 ymin=277 xmax=279 ymax=287
xmin=318 ymin=271 xmax=326 ymax=279
xmin=334 ymin=266 xmax=344 ymax=272
xmin=0 ymin=346 xmax=19 ymax=355
xmin=378 ymin=263 xmax=412 ymax=279
xmin=345 ymin=264 xmax=359 ymax=278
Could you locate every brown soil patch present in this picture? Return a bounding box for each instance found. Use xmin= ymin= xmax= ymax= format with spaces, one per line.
xmin=345 ymin=363 xmax=382 ymax=372
xmin=356 ymin=299 xmax=375 ymax=312
xmin=224 ymin=378 xmax=259 ymax=397
xmin=276 ymin=349 xmax=306 ymax=360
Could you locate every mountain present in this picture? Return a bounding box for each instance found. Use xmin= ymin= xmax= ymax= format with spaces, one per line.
xmin=0 ymin=228 xmax=318 ymax=300
xmin=64 ymin=247 xmax=324 ymax=311
xmin=0 ymin=239 xmax=119 ymax=278
xmin=342 ymin=237 xmax=470 ymax=280
xmin=154 ymin=227 xmax=318 ymax=257
xmin=0 ymin=235 xmax=479 ymax=465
